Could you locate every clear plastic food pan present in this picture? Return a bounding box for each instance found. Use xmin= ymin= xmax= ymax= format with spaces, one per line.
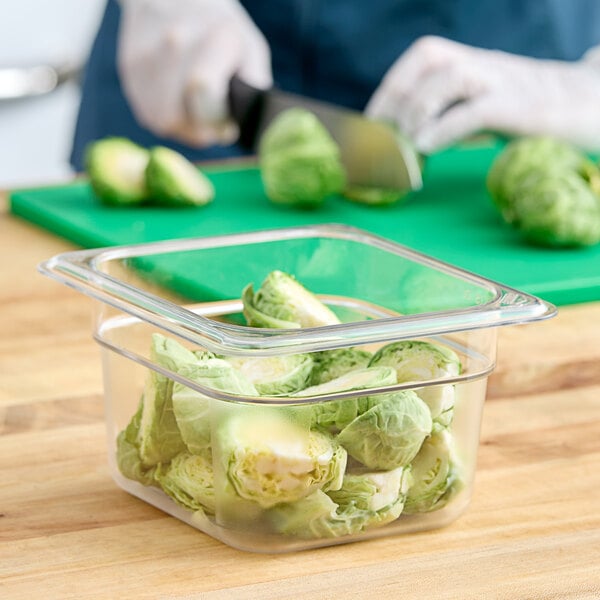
xmin=39 ymin=224 xmax=556 ymax=552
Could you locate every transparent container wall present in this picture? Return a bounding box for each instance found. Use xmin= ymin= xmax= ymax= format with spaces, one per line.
xmin=95 ymin=301 xmax=498 ymax=392
xmin=96 ymin=235 xmax=497 ymax=318
xmin=100 ymin=304 xmax=491 ymax=553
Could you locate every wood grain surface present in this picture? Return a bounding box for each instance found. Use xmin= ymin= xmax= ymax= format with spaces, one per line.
xmin=1 ymin=192 xmax=600 ymax=599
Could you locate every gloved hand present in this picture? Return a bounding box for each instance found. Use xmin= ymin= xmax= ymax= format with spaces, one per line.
xmin=117 ymin=0 xmax=272 ymax=147
xmin=366 ymin=35 xmax=600 ymax=154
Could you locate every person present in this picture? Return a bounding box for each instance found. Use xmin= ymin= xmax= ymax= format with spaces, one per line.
xmin=70 ymin=0 xmax=600 ymax=171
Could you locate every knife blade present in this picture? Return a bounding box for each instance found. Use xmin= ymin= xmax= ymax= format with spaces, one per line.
xmin=228 ymin=75 xmax=423 ymax=192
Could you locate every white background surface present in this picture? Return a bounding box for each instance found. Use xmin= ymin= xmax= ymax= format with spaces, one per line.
xmin=0 ymin=0 xmax=106 ymax=188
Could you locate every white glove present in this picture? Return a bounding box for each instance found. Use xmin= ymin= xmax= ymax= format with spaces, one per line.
xmin=117 ymin=0 xmax=272 ymax=147
xmin=366 ymin=35 xmax=600 ymax=154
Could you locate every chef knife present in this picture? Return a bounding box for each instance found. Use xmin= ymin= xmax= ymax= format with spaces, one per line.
xmin=227 ymin=75 xmax=423 ymax=192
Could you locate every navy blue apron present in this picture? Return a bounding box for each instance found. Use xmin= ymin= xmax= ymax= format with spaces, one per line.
xmin=70 ymin=0 xmax=600 ymax=170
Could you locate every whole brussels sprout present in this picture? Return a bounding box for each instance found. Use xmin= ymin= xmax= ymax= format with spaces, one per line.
xmin=510 ymin=170 xmax=600 ymax=247
xmin=337 ymin=390 xmax=432 ymax=470
xmin=486 ymin=136 xmax=600 ymax=247
xmin=259 ymin=108 xmax=346 ymax=207
xmin=486 ymin=136 xmax=598 ymax=222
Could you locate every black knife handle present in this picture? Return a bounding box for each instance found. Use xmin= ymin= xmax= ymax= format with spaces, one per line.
xmin=228 ymin=74 xmax=266 ymax=150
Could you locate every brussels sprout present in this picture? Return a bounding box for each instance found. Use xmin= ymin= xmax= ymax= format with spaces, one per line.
xmin=145 ymin=145 xmax=215 ymax=207
xmin=486 ymin=136 xmax=598 ymax=223
xmin=242 ymin=284 xmax=301 ymax=329
xmin=222 ymin=353 xmax=314 ymax=396
xmin=194 ymin=349 xmax=217 ymax=361
xmin=486 ymin=136 xmax=600 ymax=246
xmin=404 ymin=429 xmax=458 ymax=514
xmin=137 ymin=334 xmax=196 ymax=467
xmin=259 ymin=108 xmax=346 ymax=207
xmin=328 ymin=466 xmax=412 ymax=513
xmin=342 ymin=185 xmax=406 ymax=206
xmin=369 ymin=340 xmax=460 ymax=425
xmin=337 ymin=391 xmax=432 ymax=470
xmin=369 ymin=340 xmax=460 ymax=382
xmin=310 ymin=348 xmax=373 ymax=386
xmin=154 ymin=450 xmax=215 ymax=514
xmin=298 ymin=366 xmax=397 ymax=398
xmin=270 ymin=490 xmax=351 ymax=538
xmin=296 ymin=366 xmax=397 ymax=430
xmin=116 ymin=399 xmax=156 ymax=486
xmin=428 ymin=386 xmax=456 ymax=428
xmin=85 ymin=137 xmax=150 ymax=205
xmin=172 ymin=358 xmax=258 ymax=454
xmin=219 ymin=410 xmax=347 ymax=508
xmin=510 ymin=170 xmax=600 ymax=247
xmin=271 ymin=467 xmax=411 ymax=539
xmin=243 ymin=270 xmax=341 ymax=329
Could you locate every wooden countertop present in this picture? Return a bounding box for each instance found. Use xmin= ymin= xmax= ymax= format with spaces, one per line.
xmin=1 ymin=192 xmax=600 ymax=599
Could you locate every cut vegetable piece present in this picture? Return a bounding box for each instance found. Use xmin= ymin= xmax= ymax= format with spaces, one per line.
xmin=145 ymin=145 xmax=215 ymax=206
xmin=85 ymin=137 xmax=149 ymax=205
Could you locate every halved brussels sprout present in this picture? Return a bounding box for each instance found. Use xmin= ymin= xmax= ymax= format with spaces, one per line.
xmin=154 ymin=450 xmax=215 ymax=514
xmin=337 ymin=390 xmax=432 ymax=470
xmin=310 ymin=348 xmax=373 ymax=386
xmin=137 ymin=334 xmax=196 ymax=467
xmin=271 ymin=467 xmax=411 ymax=539
xmin=218 ymin=409 xmax=347 ymax=508
xmin=194 ymin=350 xmax=216 ymax=360
xmin=85 ymin=137 xmax=149 ymax=205
xmin=296 ymin=366 xmax=397 ymax=430
xmin=242 ymin=270 xmax=341 ymax=329
xmin=270 ymin=490 xmax=351 ymax=538
xmin=298 ymin=366 xmax=397 ymax=398
xmin=418 ymin=384 xmax=456 ymax=428
xmin=242 ymin=284 xmax=301 ymax=329
xmin=222 ymin=353 xmax=314 ymax=396
xmin=145 ymin=145 xmax=215 ymax=207
xmin=116 ymin=399 xmax=156 ymax=486
xmin=342 ymin=185 xmax=406 ymax=206
xmin=328 ymin=466 xmax=412 ymax=513
xmin=369 ymin=340 xmax=460 ymax=425
xmin=172 ymin=358 xmax=258 ymax=454
xmin=404 ymin=429 xmax=458 ymax=514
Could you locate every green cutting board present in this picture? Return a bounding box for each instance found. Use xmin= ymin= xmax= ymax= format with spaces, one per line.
xmin=10 ymin=143 xmax=600 ymax=306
